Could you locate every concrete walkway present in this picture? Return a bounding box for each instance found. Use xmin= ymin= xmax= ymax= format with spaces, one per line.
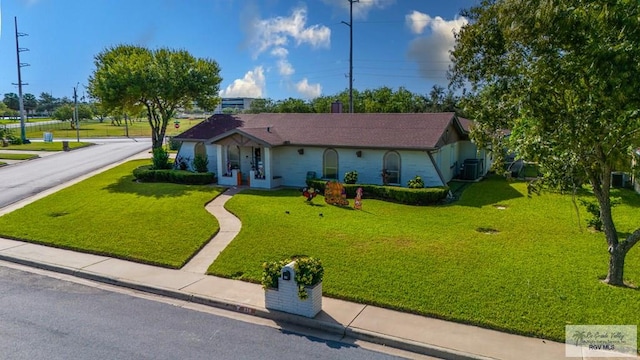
xmin=0 ymin=149 xmax=608 ymax=359
xmin=181 ymin=186 xmax=243 ymax=274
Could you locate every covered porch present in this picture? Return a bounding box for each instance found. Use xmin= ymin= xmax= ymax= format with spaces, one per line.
xmin=215 ymin=133 xmax=282 ymax=189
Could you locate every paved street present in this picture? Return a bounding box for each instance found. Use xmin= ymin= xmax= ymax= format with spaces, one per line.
xmin=0 ymin=265 xmax=405 ymax=360
xmin=0 ymin=138 xmax=151 ymax=209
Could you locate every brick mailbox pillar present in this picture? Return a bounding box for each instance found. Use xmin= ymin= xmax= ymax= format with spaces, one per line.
xmin=264 ymin=261 xmax=322 ymax=318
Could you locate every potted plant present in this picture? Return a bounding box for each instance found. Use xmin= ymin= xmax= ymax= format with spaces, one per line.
xmin=344 ymin=170 xmax=358 ymax=184
xmin=262 ymin=257 xmax=324 ymax=317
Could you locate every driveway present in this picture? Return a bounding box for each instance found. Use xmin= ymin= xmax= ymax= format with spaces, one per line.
xmin=0 ymin=138 xmax=151 ymax=211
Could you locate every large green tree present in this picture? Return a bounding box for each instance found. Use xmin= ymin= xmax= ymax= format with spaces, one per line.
xmin=88 ymin=45 xmax=222 ymax=148
xmin=3 ymin=93 xmax=19 ymax=111
xmin=36 ymin=92 xmax=58 ymax=115
xmin=52 ymin=104 xmax=74 ymax=122
xmin=22 ymin=93 xmax=38 ymax=115
xmin=450 ymin=0 xmax=640 ymax=286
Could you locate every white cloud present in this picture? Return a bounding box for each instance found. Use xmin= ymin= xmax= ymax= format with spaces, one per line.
xmin=248 ymin=6 xmax=330 ymax=58
xmin=405 ymin=10 xmax=431 ymax=35
xmin=270 ymin=47 xmax=295 ymax=76
xmin=241 ymin=5 xmax=331 ymax=96
xmin=277 ymin=59 xmax=295 ymax=76
xmin=321 ymin=0 xmax=395 ymax=19
xmin=406 ymin=12 xmax=468 ymax=81
xmin=270 ymin=47 xmax=288 ymax=58
xmin=295 ymin=78 xmax=322 ymax=99
xmin=219 ymin=66 xmax=266 ymax=98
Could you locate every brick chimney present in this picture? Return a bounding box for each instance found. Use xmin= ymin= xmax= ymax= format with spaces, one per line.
xmin=331 ymin=100 xmax=343 ymax=113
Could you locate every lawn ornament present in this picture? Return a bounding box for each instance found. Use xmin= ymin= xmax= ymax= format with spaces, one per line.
xmin=301 ymin=187 xmax=318 ymax=202
xmin=354 ymin=187 xmax=363 ymax=210
xmin=324 ymin=181 xmax=349 ymax=206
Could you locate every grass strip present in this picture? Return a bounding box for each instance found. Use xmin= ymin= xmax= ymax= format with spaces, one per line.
xmin=2 ymin=142 xmax=92 ymax=151
xmin=0 ymin=153 xmax=39 ymax=160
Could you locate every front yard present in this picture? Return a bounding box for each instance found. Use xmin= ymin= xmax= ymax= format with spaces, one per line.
xmin=0 ymin=160 xmax=221 ymax=268
xmin=0 ymin=158 xmax=637 ymax=342
xmin=208 ymin=176 xmax=640 ymax=342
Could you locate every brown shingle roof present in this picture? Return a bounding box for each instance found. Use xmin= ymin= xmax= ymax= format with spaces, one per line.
xmin=175 ymin=112 xmax=469 ymax=150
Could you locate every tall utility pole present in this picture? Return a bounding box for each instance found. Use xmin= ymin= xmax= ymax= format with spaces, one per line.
xmin=73 ymin=83 xmax=79 ymax=142
xmin=14 ymin=17 xmax=30 ymax=143
xmin=342 ymin=0 xmax=358 ymax=113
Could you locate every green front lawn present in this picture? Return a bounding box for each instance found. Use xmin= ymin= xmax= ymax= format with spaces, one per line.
xmin=2 ymin=141 xmax=92 ymax=151
xmin=0 ymin=153 xmax=39 ymax=160
xmin=208 ymin=177 xmax=640 ymax=342
xmin=0 ymin=160 xmax=222 ymax=268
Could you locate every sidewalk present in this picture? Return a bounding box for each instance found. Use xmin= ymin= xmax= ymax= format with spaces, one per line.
xmin=0 ymin=187 xmax=574 ymax=360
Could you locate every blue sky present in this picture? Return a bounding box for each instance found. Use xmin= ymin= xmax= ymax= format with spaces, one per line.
xmin=0 ymin=0 xmax=477 ymax=102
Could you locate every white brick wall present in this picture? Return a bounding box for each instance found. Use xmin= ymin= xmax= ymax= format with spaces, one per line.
xmin=264 ymin=261 xmax=323 ymax=318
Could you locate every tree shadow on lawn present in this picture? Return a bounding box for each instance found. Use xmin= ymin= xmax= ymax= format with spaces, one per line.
xmin=613 ymin=188 xmax=640 ymax=208
xmin=455 ymin=177 xmax=525 ymax=208
xmin=102 ymin=175 xmax=221 ymax=198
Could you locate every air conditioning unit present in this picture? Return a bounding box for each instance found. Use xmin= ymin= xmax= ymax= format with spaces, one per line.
xmin=463 ymin=159 xmax=480 ymax=180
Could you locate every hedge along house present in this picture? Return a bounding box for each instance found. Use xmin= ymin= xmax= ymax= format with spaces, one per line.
xmin=173 ymin=112 xmax=491 ymax=189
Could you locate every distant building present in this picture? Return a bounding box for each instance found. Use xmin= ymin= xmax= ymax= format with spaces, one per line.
xmin=214 ymin=98 xmax=256 ymax=114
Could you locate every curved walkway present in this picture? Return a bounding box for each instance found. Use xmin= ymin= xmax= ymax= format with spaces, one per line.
xmin=180 ymin=186 xmax=243 ymax=274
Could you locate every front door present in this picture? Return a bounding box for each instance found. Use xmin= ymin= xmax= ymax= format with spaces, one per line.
xmin=240 ymin=147 xmax=253 ymax=183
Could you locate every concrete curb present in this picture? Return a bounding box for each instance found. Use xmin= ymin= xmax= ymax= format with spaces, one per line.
xmin=345 ymin=327 xmax=498 ymax=360
xmin=0 ymin=253 xmax=490 ymax=360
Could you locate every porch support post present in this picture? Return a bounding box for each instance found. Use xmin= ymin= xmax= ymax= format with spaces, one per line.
xmin=216 ymin=144 xmax=224 ymax=177
xmin=264 ymin=147 xmax=272 ymax=188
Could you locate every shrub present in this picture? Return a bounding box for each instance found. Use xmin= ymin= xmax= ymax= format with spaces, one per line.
xmin=261 ymin=257 xmax=324 ymax=299
xmin=343 ymin=170 xmax=358 ymax=184
xmin=133 ymin=165 xmax=216 ymax=185
xmin=8 ymin=134 xmax=23 ymax=145
xmin=192 ymin=155 xmax=209 ymax=173
xmin=174 ymin=156 xmax=189 ymax=171
xmin=407 ymin=175 xmax=425 ymax=189
xmin=1 ymin=128 xmax=23 ymax=145
xmin=261 ymin=259 xmax=287 ymax=290
xmin=293 ymin=257 xmax=324 ymax=299
xmin=167 ymin=136 xmax=181 ymax=151
xmin=306 ymin=179 xmax=448 ymax=205
xmin=152 ymin=147 xmax=171 ymax=170
xmin=579 ymin=197 xmax=620 ymax=231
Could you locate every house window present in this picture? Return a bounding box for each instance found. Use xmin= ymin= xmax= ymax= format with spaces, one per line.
xmin=323 ymin=149 xmax=338 ymax=179
xmin=383 ymin=151 xmax=401 ymax=185
xmin=195 ymin=142 xmax=206 ymax=158
xmin=227 ymin=145 xmax=240 ymax=171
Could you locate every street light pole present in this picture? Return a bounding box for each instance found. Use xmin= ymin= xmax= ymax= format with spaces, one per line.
xmin=74 ymin=83 xmax=79 ymax=142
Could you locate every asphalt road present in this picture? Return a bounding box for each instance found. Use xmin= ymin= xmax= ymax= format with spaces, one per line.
xmin=0 ymin=138 xmax=151 ymax=209
xmin=0 ymin=265 xmax=404 ymax=360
